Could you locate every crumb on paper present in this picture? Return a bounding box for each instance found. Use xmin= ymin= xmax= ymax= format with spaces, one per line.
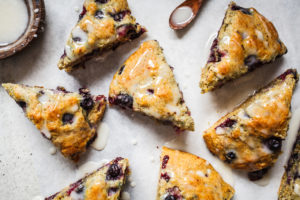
xmin=131 ymin=139 xmax=137 ymax=145
xmin=130 ymin=181 xmax=136 ymax=187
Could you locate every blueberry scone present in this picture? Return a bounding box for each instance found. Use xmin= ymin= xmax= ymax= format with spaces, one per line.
xmin=58 ymin=0 xmax=146 ymax=72
xmin=46 ymin=157 xmax=129 ymax=200
xmin=2 ymin=83 xmax=106 ymax=161
xmin=203 ymin=69 xmax=298 ymax=177
xmin=200 ymin=1 xmax=287 ymax=93
xmin=109 ymin=40 xmax=194 ymax=131
xmin=157 ymin=147 xmax=235 ymax=200
xmin=278 ymin=129 xmax=300 ymax=200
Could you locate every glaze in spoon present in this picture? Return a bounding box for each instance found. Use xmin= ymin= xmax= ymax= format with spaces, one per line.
xmin=169 ymin=0 xmax=203 ymax=30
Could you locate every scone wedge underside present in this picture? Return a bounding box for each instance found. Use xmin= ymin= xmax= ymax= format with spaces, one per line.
xmin=200 ymin=1 xmax=287 ymax=93
xmin=2 ymin=83 xmax=107 ymax=161
xmin=203 ymin=69 xmax=298 ymax=172
xmin=58 ymin=0 xmax=146 ymax=72
xmin=46 ymin=157 xmax=129 ymax=200
xmin=157 ymin=147 xmax=235 ymax=200
xmin=278 ymin=130 xmax=300 ymax=200
xmin=109 ymin=40 xmax=194 ymax=131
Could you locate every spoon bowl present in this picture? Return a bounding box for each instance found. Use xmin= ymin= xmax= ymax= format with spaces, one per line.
xmin=0 ymin=0 xmax=45 ymax=59
xmin=169 ymin=0 xmax=203 ymax=30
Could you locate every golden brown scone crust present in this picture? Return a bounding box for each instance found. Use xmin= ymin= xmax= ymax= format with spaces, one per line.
xmin=157 ymin=147 xmax=235 ymax=200
xmin=109 ymin=40 xmax=194 ymax=131
xmin=2 ymin=83 xmax=106 ymax=161
xmin=203 ymin=69 xmax=298 ymax=172
xmin=46 ymin=157 xmax=129 ymax=200
xmin=278 ymin=130 xmax=300 ymax=200
xmin=58 ymin=0 xmax=146 ymax=72
xmin=200 ymin=1 xmax=287 ymax=93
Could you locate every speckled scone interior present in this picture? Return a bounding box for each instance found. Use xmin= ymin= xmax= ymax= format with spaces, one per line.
xmin=200 ymin=1 xmax=287 ymax=93
xmin=109 ymin=40 xmax=194 ymax=131
xmin=203 ymin=69 xmax=298 ymax=173
xmin=2 ymin=83 xmax=107 ymax=161
xmin=46 ymin=157 xmax=129 ymax=200
xmin=157 ymin=147 xmax=235 ymax=200
xmin=58 ymin=0 xmax=146 ymax=72
xmin=278 ymin=130 xmax=300 ymax=200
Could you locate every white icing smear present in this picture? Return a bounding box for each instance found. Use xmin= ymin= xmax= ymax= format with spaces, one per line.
xmin=0 ymin=0 xmax=29 ymax=45
xmin=70 ymin=189 xmax=84 ymax=200
xmin=121 ymin=191 xmax=131 ymax=200
xmin=91 ymin=122 xmax=110 ymax=151
xmin=32 ymin=196 xmax=44 ymax=200
xmin=49 ymin=147 xmax=57 ymax=155
xmin=295 ymin=183 xmax=300 ymax=196
xmin=171 ymin=6 xmax=194 ymax=25
xmin=76 ymin=160 xmax=109 ymax=179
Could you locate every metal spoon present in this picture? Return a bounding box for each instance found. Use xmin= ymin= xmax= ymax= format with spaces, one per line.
xmin=169 ymin=0 xmax=203 ymax=30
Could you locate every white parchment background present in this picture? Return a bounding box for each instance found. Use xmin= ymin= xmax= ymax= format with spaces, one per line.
xmin=0 ymin=0 xmax=300 ymax=199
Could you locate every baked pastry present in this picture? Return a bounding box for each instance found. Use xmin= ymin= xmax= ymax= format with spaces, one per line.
xmin=109 ymin=40 xmax=194 ymax=131
xmin=278 ymin=129 xmax=300 ymax=200
xmin=2 ymin=83 xmax=106 ymax=161
xmin=46 ymin=157 xmax=129 ymax=200
xmin=157 ymin=146 xmax=235 ymax=200
xmin=58 ymin=0 xmax=146 ymax=72
xmin=200 ymin=1 xmax=287 ymax=93
xmin=203 ymin=69 xmax=298 ymax=177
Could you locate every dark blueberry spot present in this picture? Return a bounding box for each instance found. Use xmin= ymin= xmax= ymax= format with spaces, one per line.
xmin=60 ymin=50 xmax=66 ymax=59
xmin=231 ymin=5 xmax=252 ymax=15
xmin=208 ymin=39 xmax=219 ymax=63
xmin=79 ymin=88 xmax=90 ymax=96
xmin=73 ymin=37 xmax=82 ymax=42
xmin=78 ymin=6 xmax=87 ymax=21
xmin=216 ymin=118 xmax=236 ymax=129
xmin=75 ymin=184 xmax=84 ymax=193
xmin=95 ymin=10 xmax=104 ymax=19
xmin=207 ymin=39 xmax=225 ymax=63
xmin=265 ymin=137 xmax=282 ymax=151
xmin=162 ymin=155 xmax=169 ymax=169
xmin=161 ymin=172 xmax=170 ymax=182
xmin=107 ymin=187 xmax=118 ymax=196
xmin=278 ymin=69 xmax=297 ymax=80
xmin=62 ymin=113 xmax=74 ymax=124
xmin=248 ymin=168 xmax=269 ymax=181
xmin=56 ymin=86 xmax=69 ymax=93
xmin=118 ymin=65 xmax=125 ymax=75
xmin=147 ymin=89 xmax=154 ymax=94
xmin=16 ymin=101 xmax=26 ymax=111
xmin=225 ymin=151 xmax=236 ymax=163
xmin=244 ymin=55 xmax=261 ymax=71
xmin=80 ymin=97 xmax=94 ymax=111
xmin=116 ymin=24 xmax=137 ymax=39
xmin=66 ymin=180 xmax=83 ymax=196
xmin=95 ymin=0 xmax=108 ymax=3
xmin=106 ymin=164 xmax=121 ymax=180
xmin=110 ymin=94 xmax=133 ymax=109
xmin=110 ymin=10 xmax=129 ymax=22
xmin=166 ymin=186 xmax=182 ymax=199
xmin=165 ymin=195 xmax=176 ymax=200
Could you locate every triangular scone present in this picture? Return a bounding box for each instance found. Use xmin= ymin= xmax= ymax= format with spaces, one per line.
xmin=203 ymin=69 xmax=298 ymax=174
xmin=2 ymin=83 xmax=106 ymax=161
xmin=58 ymin=0 xmax=146 ymax=72
xmin=157 ymin=147 xmax=235 ymax=200
xmin=46 ymin=157 xmax=129 ymax=200
xmin=278 ymin=130 xmax=300 ymax=200
xmin=109 ymin=40 xmax=194 ymax=131
xmin=200 ymin=1 xmax=287 ymax=93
